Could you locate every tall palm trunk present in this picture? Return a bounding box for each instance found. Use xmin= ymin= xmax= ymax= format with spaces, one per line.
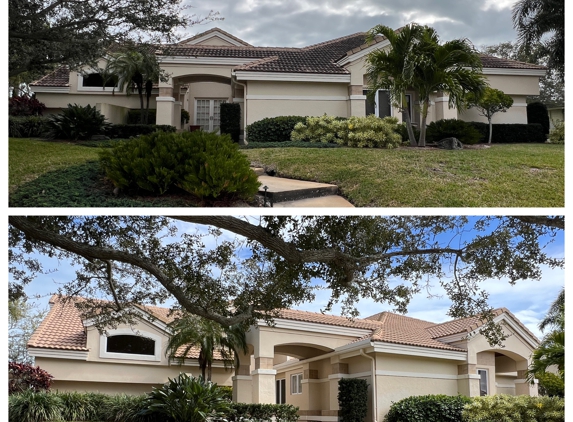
xmin=418 ymin=99 xmax=430 ymax=147
xmin=145 ymin=80 xmax=153 ymax=124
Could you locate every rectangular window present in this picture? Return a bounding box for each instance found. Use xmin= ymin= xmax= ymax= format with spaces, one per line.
xmin=276 ymin=379 xmax=286 ymax=404
xmin=478 ymin=369 xmax=488 ymax=396
xmin=291 ymin=373 xmax=303 ymax=395
xmin=377 ymin=90 xmax=391 ymax=118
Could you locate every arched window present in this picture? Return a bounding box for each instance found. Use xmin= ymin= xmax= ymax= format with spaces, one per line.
xmin=106 ymin=335 xmax=155 ymax=356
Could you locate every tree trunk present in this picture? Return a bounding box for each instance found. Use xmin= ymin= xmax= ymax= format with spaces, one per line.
xmin=418 ymin=99 xmax=429 ymax=147
xmin=137 ymin=84 xmax=144 ymax=124
xmin=145 ymin=80 xmax=152 ymax=124
xmin=207 ymin=361 xmax=212 ymax=382
xmin=199 ymin=354 xmax=207 ymax=380
xmin=488 ymin=118 xmax=493 ymax=144
xmin=402 ymin=93 xmax=417 ymax=146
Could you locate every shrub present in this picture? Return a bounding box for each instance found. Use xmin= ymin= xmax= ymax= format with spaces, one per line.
xmin=8 ymin=116 xmax=50 ymax=138
xmin=99 ymin=131 xmax=260 ymax=199
xmin=105 ymin=124 xmax=176 ymax=139
xmin=9 ymin=362 xmax=53 ymax=395
xmin=384 ymin=394 xmax=471 ymax=422
xmin=228 ymin=403 xmax=299 ymax=422
xmin=537 ymin=372 xmax=565 ymax=397
xmin=462 ymin=394 xmax=564 ymax=422
xmin=127 ymin=109 xmax=157 ymax=125
xmin=527 ymin=102 xmax=550 ymax=134
xmin=58 ymin=391 xmax=103 ymax=421
xmin=143 ymin=374 xmax=230 ymax=422
xmin=246 ymin=116 xmax=307 ymax=142
xmin=426 ymin=119 xmax=482 ymax=145
xmin=548 ymin=121 xmax=564 ymax=144
xmin=9 ymin=95 xmax=46 ymax=116
xmin=181 ymin=109 xmax=190 ymax=125
xmin=291 ymin=114 xmax=342 ymax=144
xmin=395 ymin=122 xmax=421 ymax=144
xmin=468 ymin=122 xmax=546 ymax=143
xmin=9 ymin=391 xmax=63 ymax=422
xmin=220 ymin=103 xmax=241 ymax=143
xmin=217 ymin=385 xmax=233 ymax=401
xmin=338 ymin=115 xmax=402 ymax=148
xmin=47 ymin=103 xmax=111 ymax=140
xmin=101 ymin=394 xmax=160 ymax=422
xmin=338 ymin=378 xmax=368 ymax=422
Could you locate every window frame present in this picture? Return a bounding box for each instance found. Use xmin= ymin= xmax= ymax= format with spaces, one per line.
xmin=290 ymin=373 xmax=303 ymax=395
xmin=99 ymin=328 xmax=162 ymax=362
xmin=478 ymin=369 xmax=489 ymax=396
xmin=77 ymin=72 xmax=118 ymax=92
xmin=276 ymin=378 xmax=286 ymax=404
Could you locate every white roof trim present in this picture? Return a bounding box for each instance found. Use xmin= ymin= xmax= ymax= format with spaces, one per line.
xmin=337 ymin=38 xmax=391 ymax=66
xmin=372 ymin=342 xmax=467 ymax=361
xmin=182 ymin=31 xmax=248 ymax=47
xmin=83 ymin=306 xmax=170 ymax=333
xmin=272 ymin=318 xmax=372 ymax=338
xmin=30 ymin=86 xmax=70 ymax=93
xmin=28 ymin=347 xmax=88 ymax=361
xmin=158 ymin=56 xmax=258 ymax=66
xmin=233 ymin=71 xmax=351 ymax=83
xmin=468 ymin=313 xmax=539 ymax=349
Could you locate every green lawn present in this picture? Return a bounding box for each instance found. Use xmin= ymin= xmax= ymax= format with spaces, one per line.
xmin=244 ymin=144 xmax=564 ymax=207
xmin=9 ymin=138 xmax=564 ymax=207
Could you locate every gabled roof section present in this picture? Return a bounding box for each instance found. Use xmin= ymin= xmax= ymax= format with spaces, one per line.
xmin=178 ymin=27 xmax=253 ymax=47
xmin=30 ymin=67 xmax=70 ymax=87
xmin=479 ymin=55 xmax=546 ymax=70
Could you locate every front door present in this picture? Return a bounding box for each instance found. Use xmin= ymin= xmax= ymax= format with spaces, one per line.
xmin=195 ymin=99 xmax=225 ymax=132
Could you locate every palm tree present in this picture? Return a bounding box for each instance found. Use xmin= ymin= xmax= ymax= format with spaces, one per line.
xmin=166 ymin=315 xmax=249 ymax=382
xmin=366 ymin=24 xmax=425 ymax=146
xmin=412 ymin=28 xmax=486 ymax=146
xmin=105 ymin=47 xmax=166 ymax=124
xmin=513 ymin=0 xmax=564 ymax=81
xmin=538 ymin=287 xmax=564 ymax=332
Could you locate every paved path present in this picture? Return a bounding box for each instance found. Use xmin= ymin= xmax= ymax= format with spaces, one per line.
xmin=253 ymin=169 xmax=354 ymax=208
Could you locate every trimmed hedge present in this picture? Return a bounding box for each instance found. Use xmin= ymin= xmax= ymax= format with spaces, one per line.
xmin=9 ymin=116 xmax=50 ymax=138
xmin=527 ymin=102 xmax=550 ymax=134
xmin=463 ymin=394 xmax=564 ymax=422
xmin=220 ymin=103 xmax=241 ymax=143
xmin=105 ymin=124 xmax=176 ymax=139
xmin=426 ymin=119 xmax=482 ymax=145
xmin=127 ymin=109 xmax=157 ymax=125
xmin=246 ymin=116 xmax=307 ymax=142
xmin=468 ymin=122 xmax=545 ymax=143
xmin=338 ymin=378 xmax=368 ymax=422
xmin=385 ymin=394 xmax=471 ymax=422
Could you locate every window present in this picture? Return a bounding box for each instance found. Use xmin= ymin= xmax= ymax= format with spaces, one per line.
xmin=106 ymin=335 xmax=155 ymax=356
xmin=363 ymin=89 xmax=391 ymax=118
xmin=291 ymin=373 xmax=303 ymax=395
xmin=81 ymin=73 xmax=117 ymax=88
xmin=478 ymin=369 xmax=488 ymax=396
xmin=276 ymin=379 xmax=286 ymax=404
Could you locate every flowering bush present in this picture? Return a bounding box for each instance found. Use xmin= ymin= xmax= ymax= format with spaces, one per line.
xmin=462 ymin=394 xmax=564 ymax=422
xmin=9 ymin=362 xmax=53 ymax=395
xmin=9 ymin=96 xmax=46 ymax=116
xmin=548 ymin=121 xmax=564 ymax=144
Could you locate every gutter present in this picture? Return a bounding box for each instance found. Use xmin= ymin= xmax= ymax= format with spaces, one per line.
xmin=231 ymin=74 xmax=248 ymax=143
xmin=360 ymin=347 xmax=378 ymax=422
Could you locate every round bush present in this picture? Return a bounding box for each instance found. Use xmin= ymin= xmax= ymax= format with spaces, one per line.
xmin=426 ymin=119 xmax=482 ymax=145
xmin=384 ymin=394 xmax=471 ymax=422
xmin=246 ymin=116 xmax=307 ymax=142
xmin=99 ymin=131 xmax=260 ymax=200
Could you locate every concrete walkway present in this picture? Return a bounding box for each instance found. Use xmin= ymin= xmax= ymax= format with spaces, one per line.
xmin=253 ymin=169 xmax=354 ymax=208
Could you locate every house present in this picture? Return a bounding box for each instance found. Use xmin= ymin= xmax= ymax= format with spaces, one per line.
xmin=30 ymin=27 xmax=546 ymax=138
xmin=30 ymin=296 xmax=539 ymax=420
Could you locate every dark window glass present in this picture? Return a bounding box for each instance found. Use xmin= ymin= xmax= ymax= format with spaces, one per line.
xmin=276 ymin=379 xmax=286 ymax=404
xmin=82 ymin=73 xmax=117 ymax=88
xmin=364 ymin=90 xmax=376 ymax=116
xmin=377 ymin=90 xmax=391 ymax=117
xmin=106 ymin=335 xmax=155 ymax=355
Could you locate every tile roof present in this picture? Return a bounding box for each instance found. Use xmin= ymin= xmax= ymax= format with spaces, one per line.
xmin=29 ymin=31 xmax=546 ymax=87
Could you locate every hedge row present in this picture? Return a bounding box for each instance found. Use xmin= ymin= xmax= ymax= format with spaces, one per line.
xmin=468 ymin=122 xmax=546 ymax=143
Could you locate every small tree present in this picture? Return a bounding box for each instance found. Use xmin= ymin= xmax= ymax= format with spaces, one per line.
xmin=466 ymin=87 xmax=514 ymax=143
xmin=338 ymin=378 xmax=368 ymax=422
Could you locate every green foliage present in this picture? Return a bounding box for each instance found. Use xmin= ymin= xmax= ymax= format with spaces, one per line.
xmin=291 ymin=114 xmax=343 ymax=144
xmin=466 ymin=87 xmax=514 ymax=118
xmin=8 ymin=116 xmax=50 ymax=138
xmin=548 ymin=121 xmax=564 ymax=144
xmin=338 ymin=378 xmax=368 ymax=422
xmin=102 ymin=394 xmax=160 ymax=422
xmin=537 ymin=371 xmax=565 ymax=397
xmin=9 ymin=95 xmax=46 ymax=116
xmin=395 ymin=122 xmax=421 ymax=144
xmin=99 ymin=131 xmax=260 ymax=199
xmin=527 ymin=102 xmax=550 ymax=134
xmin=9 ymin=300 xmax=48 ymax=364
xmin=181 ymin=109 xmax=190 ymax=125
xmin=241 ymin=141 xmax=341 ymax=149
xmin=9 ymin=390 xmax=63 ymax=422
xmin=462 ymin=394 xmax=565 ymax=422
xmin=469 ymin=122 xmax=546 ymax=143
xmin=8 ymin=362 xmax=53 ymax=394
xmin=105 ymin=123 xmax=176 ymax=139
xmin=143 ymin=374 xmax=230 ymax=422
xmin=220 ymin=103 xmax=241 ymax=142
xmin=217 ymin=385 xmax=233 ymax=401
xmin=47 ymin=104 xmax=111 ymax=141
xmin=228 ymin=403 xmax=299 ymax=422
xmin=58 ymin=391 xmax=101 ymax=421
xmin=426 ymin=119 xmax=482 ymax=145
xmin=339 ymin=115 xmax=402 ymax=148
xmin=246 ymin=116 xmax=307 ymax=142
xmin=127 ymin=110 xmax=157 ymax=125
xmin=384 ymin=394 xmax=471 ymax=422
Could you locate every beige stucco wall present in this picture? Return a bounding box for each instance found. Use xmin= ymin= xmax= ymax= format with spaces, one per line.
xmin=49 ymin=380 xmax=163 ymax=395
xmin=459 ymin=95 xmax=529 ymax=124
xmin=34 ymin=92 xmax=149 ymax=112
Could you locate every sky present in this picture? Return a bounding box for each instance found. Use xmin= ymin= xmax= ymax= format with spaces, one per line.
xmin=183 ymin=0 xmax=522 ymax=49
xmin=13 ymin=216 xmax=564 ymax=341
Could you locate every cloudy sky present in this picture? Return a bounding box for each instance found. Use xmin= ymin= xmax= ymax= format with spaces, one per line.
xmin=15 ymin=217 xmax=564 ymax=341
xmin=183 ymin=0 xmax=521 ymax=49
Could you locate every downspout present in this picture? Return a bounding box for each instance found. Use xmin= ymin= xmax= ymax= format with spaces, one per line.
xmin=232 ymin=73 xmax=248 ymax=143
xmin=360 ymin=348 xmax=377 ymax=422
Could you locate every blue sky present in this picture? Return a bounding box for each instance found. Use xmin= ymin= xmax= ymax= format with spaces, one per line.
xmin=14 ymin=216 xmax=564 ymax=341
xmin=184 ymin=0 xmax=525 ymax=49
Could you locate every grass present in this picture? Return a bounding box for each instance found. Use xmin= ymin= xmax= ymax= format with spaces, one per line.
xmin=243 ymin=144 xmax=564 ymax=207
xmin=9 ymin=138 xmax=564 ymax=207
